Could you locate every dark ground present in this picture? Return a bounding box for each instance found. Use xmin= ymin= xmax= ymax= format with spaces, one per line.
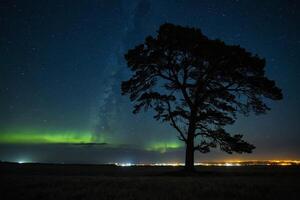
xmin=1 ymin=162 xmax=299 ymax=200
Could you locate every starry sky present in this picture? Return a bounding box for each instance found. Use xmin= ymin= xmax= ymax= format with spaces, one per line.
xmin=0 ymin=0 xmax=299 ymax=164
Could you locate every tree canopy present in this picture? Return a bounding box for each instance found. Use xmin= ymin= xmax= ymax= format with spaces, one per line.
xmin=121 ymin=23 xmax=283 ymax=170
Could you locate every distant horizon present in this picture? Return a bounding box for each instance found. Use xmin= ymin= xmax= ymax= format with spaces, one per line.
xmin=2 ymin=159 xmax=300 ymax=166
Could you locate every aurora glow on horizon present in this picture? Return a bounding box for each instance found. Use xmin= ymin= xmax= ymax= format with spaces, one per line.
xmin=1 ymin=0 xmax=300 ymax=164
xmin=0 ymin=129 xmax=183 ymax=153
xmin=0 ymin=130 xmax=94 ymax=144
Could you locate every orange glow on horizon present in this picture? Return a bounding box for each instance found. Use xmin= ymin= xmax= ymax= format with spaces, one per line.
xmin=113 ymin=160 xmax=300 ymax=167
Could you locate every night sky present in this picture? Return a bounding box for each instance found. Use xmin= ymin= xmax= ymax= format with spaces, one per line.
xmin=0 ymin=0 xmax=299 ymax=164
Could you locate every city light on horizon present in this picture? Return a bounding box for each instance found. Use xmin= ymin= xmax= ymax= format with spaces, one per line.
xmin=114 ymin=160 xmax=300 ymax=167
xmin=4 ymin=159 xmax=300 ymax=167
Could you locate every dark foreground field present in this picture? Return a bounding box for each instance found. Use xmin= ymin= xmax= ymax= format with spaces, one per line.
xmin=1 ymin=162 xmax=300 ymax=200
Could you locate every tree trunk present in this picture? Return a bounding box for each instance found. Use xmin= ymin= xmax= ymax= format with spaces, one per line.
xmin=184 ymin=134 xmax=194 ymax=172
xmin=184 ymin=116 xmax=196 ymax=172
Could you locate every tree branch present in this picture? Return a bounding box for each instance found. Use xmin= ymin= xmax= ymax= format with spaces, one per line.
xmin=166 ymin=100 xmax=187 ymax=142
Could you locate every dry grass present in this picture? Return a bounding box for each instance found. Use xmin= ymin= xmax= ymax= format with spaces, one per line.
xmin=1 ymin=163 xmax=299 ymax=200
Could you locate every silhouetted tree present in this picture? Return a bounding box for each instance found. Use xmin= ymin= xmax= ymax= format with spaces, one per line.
xmin=121 ymin=23 xmax=283 ymax=171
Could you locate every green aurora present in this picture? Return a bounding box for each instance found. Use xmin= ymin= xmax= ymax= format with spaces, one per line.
xmin=0 ymin=129 xmax=183 ymax=153
xmin=146 ymin=141 xmax=183 ymax=153
xmin=0 ymin=129 xmax=97 ymax=144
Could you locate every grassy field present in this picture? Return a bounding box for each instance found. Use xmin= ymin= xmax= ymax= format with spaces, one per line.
xmin=1 ymin=162 xmax=299 ymax=200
